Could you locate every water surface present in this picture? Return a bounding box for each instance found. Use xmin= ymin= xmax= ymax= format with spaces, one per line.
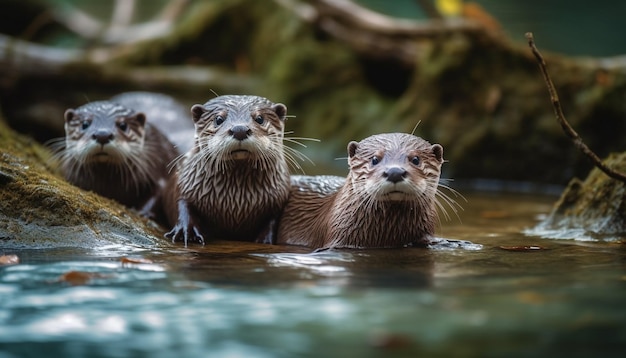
xmin=1 ymin=192 xmax=625 ymax=357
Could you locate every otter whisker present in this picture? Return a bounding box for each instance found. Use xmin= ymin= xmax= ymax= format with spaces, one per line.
xmin=435 ymin=188 xmax=465 ymax=213
xmin=432 ymin=192 xmax=450 ymax=224
xmin=434 ymin=188 xmax=463 ymax=222
xmin=437 ymin=181 xmax=467 ymax=202
xmin=284 ymin=146 xmax=315 ymax=167
xmin=410 ymin=121 xmax=422 ymax=135
xmin=283 ymin=151 xmax=305 ymax=173
xmin=436 ymin=181 xmax=466 ymax=213
xmin=167 ymin=152 xmax=187 ymax=173
xmin=283 ymin=136 xmax=321 ymax=147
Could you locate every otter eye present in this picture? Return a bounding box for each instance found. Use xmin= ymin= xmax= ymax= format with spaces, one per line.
xmin=371 ymin=157 xmax=380 ymax=165
xmin=255 ymin=115 xmax=264 ymax=124
xmin=411 ymin=156 xmax=420 ymax=165
xmin=215 ymin=115 xmax=225 ymax=126
xmin=117 ymin=122 xmax=128 ymax=131
xmin=81 ymin=120 xmax=91 ymax=130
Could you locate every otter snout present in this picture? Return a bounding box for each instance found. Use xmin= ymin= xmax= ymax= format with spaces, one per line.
xmin=92 ymin=129 xmax=114 ymax=145
xmin=383 ymin=167 xmax=407 ymax=183
xmin=229 ymin=125 xmax=251 ymax=141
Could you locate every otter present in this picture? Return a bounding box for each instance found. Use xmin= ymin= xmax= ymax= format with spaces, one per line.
xmin=276 ymin=133 xmax=445 ymax=249
xmin=50 ymin=98 xmax=179 ymax=220
xmin=110 ymin=91 xmax=194 ymax=153
xmin=163 ymin=95 xmax=291 ymax=246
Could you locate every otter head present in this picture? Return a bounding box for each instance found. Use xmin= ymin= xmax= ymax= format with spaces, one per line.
xmin=347 ymin=133 xmax=444 ymax=202
xmin=190 ymin=95 xmax=287 ymax=163
xmin=63 ymin=101 xmax=147 ymax=165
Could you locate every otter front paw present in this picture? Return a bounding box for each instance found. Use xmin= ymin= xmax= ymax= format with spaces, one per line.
xmin=165 ymin=199 xmax=204 ymax=246
xmin=165 ymin=224 xmax=204 ymax=247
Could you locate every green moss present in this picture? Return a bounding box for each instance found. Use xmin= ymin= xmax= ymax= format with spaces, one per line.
xmin=539 ymin=152 xmax=626 ymax=235
xmin=0 ymin=113 xmax=167 ymax=249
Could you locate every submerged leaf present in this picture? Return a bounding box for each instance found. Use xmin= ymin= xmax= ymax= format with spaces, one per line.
xmin=0 ymin=255 xmax=19 ymax=265
xmin=120 ymin=257 xmax=154 ymax=266
xmin=58 ymin=271 xmax=105 ymax=286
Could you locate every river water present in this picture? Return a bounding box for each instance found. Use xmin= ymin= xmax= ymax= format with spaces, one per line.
xmin=1 ymin=192 xmax=625 ymax=357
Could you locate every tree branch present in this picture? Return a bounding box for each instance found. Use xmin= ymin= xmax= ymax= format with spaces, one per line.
xmin=273 ymin=0 xmax=496 ymax=65
xmin=51 ymin=0 xmax=189 ymax=45
xmin=526 ymin=32 xmax=626 ymax=183
xmin=0 ymin=34 xmax=257 ymax=92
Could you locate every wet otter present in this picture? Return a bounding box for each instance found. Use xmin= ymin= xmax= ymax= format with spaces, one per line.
xmin=50 ymin=99 xmax=179 ymax=219
xmin=111 ymin=91 xmax=194 ymax=153
xmin=163 ymin=95 xmax=291 ymax=246
xmin=276 ymin=133 xmax=445 ymax=249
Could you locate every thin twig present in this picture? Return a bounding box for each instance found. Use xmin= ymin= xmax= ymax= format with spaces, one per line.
xmin=526 ymin=32 xmax=626 ymax=183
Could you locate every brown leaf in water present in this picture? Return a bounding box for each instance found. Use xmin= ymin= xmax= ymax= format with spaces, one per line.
xmin=0 ymin=254 xmax=20 ymax=265
xmin=120 ymin=257 xmax=154 ymax=266
xmin=58 ymin=271 xmax=102 ymax=286
xmin=368 ymin=331 xmax=414 ymax=350
xmin=499 ymin=245 xmax=547 ymax=251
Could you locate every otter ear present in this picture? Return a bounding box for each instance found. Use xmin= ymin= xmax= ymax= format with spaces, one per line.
xmin=431 ymin=144 xmax=444 ymax=163
xmin=191 ymin=104 xmax=206 ymax=124
xmin=134 ymin=112 xmax=146 ymax=127
xmin=348 ymin=141 xmax=359 ymax=158
xmin=272 ymin=103 xmax=287 ymax=121
xmin=64 ymin=109 xmax=76 ymax=123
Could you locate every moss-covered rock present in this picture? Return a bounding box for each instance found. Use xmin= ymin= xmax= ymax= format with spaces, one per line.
xmin=531 ymin=153 xmax=626 ymax=240
xmin=0 ymin=115 xmax=170 ymax=250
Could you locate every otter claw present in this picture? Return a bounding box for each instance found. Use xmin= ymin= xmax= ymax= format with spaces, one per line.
xmin=189 ymin=227 xmax=204 ymax=246
xmin=165 ymin=226 xmax=204 ymax=247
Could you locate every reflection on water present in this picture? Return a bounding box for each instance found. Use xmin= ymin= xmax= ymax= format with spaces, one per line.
xmin=1 ymin=193 xmax=625 ymax=357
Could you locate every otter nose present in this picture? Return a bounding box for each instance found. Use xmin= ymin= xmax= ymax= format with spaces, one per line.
xmin=384 ymin=167 xmax=407 ymax=183
xmin=92 ymin=129 xmax=113 ymax=145
xmin=230 ymin=125 xmax=251 ymax=141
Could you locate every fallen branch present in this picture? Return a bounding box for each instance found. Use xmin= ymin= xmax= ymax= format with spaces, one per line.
xmin=274 ymin=0 xmax=497 ymax=65
xmin=526 ymin=32 xmax=626 ymax=183
xmin=0 ymin=34 xmax=257 ymax=92
xmin=51 ymin=0 xmax=189 ymax=45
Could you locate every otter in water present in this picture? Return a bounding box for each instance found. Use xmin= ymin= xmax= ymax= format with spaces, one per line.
xmin=163 ymin=95 xmax=291 ymax=246
xmin=50 ymin=98 xmax=179 ymax=219
xmin=276 ymin=133 xmax=445 ymax=249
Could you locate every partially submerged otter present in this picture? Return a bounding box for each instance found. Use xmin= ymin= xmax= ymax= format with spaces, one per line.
xmin=276 ymin=133 xmax=445 ymax=249
xmin=50 ymin=98 xmax=179 ymax=219
xmin=163 ymin=95 xmax=291 ymax=246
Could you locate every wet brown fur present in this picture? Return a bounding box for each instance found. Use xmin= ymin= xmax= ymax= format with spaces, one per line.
xmin=49 ymin=100 xmax=179 ymax=220
xmin=163 ymin=95 xmax=291 ymax=245
xmin=276 ymin=133 xmax=444 ymax=249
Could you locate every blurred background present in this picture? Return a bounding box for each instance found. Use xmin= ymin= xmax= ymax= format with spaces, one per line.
xmin=1 ymin=0 xmax=625 ymax=188
xmin=363 ymin=0 xmax=626 ymax=56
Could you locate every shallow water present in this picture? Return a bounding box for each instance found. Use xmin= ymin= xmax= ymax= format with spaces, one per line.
xmin=1 ymin=192 xmax=625 ymax=358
